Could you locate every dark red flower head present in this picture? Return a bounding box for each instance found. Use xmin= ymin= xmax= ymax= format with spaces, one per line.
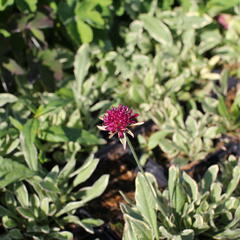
xmin=98 ymin=105 xmax=143 ymax=141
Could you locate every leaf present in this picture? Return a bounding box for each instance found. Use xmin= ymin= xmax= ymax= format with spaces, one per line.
xmin=79 ymin=130 xmax=102 ymax=146
xmin=182 ymin=172 xmax=198 ymax=201
xmin=181 ymin=229 xmax=195 ymax=240
xmin=201 ymin=165 xmax=219 ymax=192
xmin=0 ymin=93 xmax=18 ymax=107
xmin=0 ymin=29 xmax=10 ymax=37
xmin=15 ymin=183 xmax=29 ymax=208
xmin=0 ymin=157 xmax=35 ymax=188
xmin=39 ymin=125 xmax=80 ymax=142
xmin=148 ymin=130 xmax=171 ymax=149
xmin=217 ymin=96 xmax=231 ymax=120
xmin=123 ymin=213 xmax=152 ymax=240
xmin=17 ymin=207 xmax=35 ymax=220
xmin=20 ymin=119 xmax=39 ymax=171
xmin=40 ymin=198 xmax=49 ymax=215
xmin=72 ymin=157 xmax=100 ymax=187
xmin=2 ymin=216 xmax=17 ymax=228
xmin=64 ymin=215 xmax=104 ymax=234
xmin=49 ymin=231 xmax=73 ymax=240
xmin=214 ymin=229 xmax=240 ymax=239
xmin=159 ymin=138 xmax=178 ymax=156
xmin=57 ymin=175 xmax=109 ymax=217
xmin=56 ymin=201 xmax=85 ymax=217
xmin=2 ymin=59 xmax=25 ymax=75
xmin=0 ymin=0 xmax=14 ymax=11
xmin=205 ymin=126 xmax=219 ymax=139
xmin=226 ymin=166 xmax=240 ymax=198
xmin=140 ymin=14 xmax=173 ymax=46
xmin=135 ymin=173 xmax=158 ymax=239
xmin=15 ymin=0 xmax=37 ymax=12
xmin=206 ymin=0 xmax=240 ymax=16
xmin=40 ymin=180 xmax=59 ymax=193
xmin=75 ymin=174 xmax=109 ymax=203
xmin=168 ymin=166 xmax=186 ymax=214
xmin=74 ymin=44 xmax=90 ymax=96
xmin=58 ymin=153 xmax=76 ymax=183
xmin=76 ymin=18 xmax=93 ymax=43
xmin=8 ymin=228 xmax=23 ymax=239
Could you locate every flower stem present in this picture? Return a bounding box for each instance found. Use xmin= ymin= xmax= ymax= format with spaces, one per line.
xmin=126 ymin=136 xmax=158 ymax=199
xmin=126 ymin=136 xmax=159 ymax=240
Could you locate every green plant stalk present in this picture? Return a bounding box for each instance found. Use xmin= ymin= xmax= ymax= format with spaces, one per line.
xmin=126 ymin=136 xmax=159 ymax=240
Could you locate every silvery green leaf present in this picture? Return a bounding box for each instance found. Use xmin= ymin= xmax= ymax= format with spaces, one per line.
xmin=35 ymin=98 xmax=70 ymax=118
xmin=63 ymin=215 xmax=103 ymax=234
xmin=0 ymin=93 xmax=18 ymax=107
xmin=159 ymin=226 xmax=174 ymax=238
xmin=148 ymin=130 xmax=171 ymax=149
xmin=169 ymin=166 xmax=179 ymax=204
xmin=140 ymin=14 xmax=173 ymax=46
xmin=8 ymin=228 xmax=23 ymax=239
xmin=0 ymin=157 xmax=35 ymax=188
xmin=226 ymin=204 xmax=240 ymax=229
xmin=20 ymin=119 xmax=39 ymax=171
xmin=189 ymin=138 xmax=202 ymax=156
xmin=159 ymin=138 xmax=178 ymax=156
xmin=214 ymin=229 xmax=240 ymax=239
xmin=186 ymin=115 xmax=198 ymax=134
xmin=182 ymin=172 xmax=198 ymax=201
xmin=2 ymin=216 xmax=17 ymax=229
xmin=75 ymin=174 xmax=109 ymax=203
xmin=168 ymin=166 xmax=186 ymax=214
xmin=181 ymin=229 xmax=195 ymax=240
xmin=210 ymin=182 xmax=222 ymax=203
xmin=79 ymin=218 xmax=104 ymax=233
xmin=56 ymin=201 xmax=85 ymax=217
xmin=15 ymin=183 xmax=29 ymax=208
xmin=201 ymin=165 xmax=219 ymax=192
xmin=72 ymin=157 xmax=100 ymax=187
xmin=6 ymin=138 xmax=20 ymax=155
xmin=49 ymin=231 xmax=73 ymax=240
xmin=123 ymin=213 xmax=152 ymax=240
xmin=193 ymin=214 xmax=208 ymax=230
xmin=74 ymin=44 xmax=90 ymax=97
xmin=172 ymin=132 xmax=188 ymax=152
xmin=0 ymin=205 xmax=14 ymax=218
xmin=205 ymin=126 xmax=219 ymax=139
xmin=17 ymin=207 xmax=35 ymax=220
xmin=135 ymin=173 xmax=159 ymax=239
xmin=58 ymin=154 xmax=76 ymax=183
xmin=40 ymin=198 xmax=49 ymax=215
xmin=40 ymin=180 xmax=59 ymax=193
xmin=226 ymin=166 xmax=240 ymax=198
xmin=182 ymin=14 xmax=211 ymax=29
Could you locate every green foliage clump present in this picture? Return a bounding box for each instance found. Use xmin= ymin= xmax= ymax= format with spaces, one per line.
xmin=121 ymin=163 xmax=240 ymax=240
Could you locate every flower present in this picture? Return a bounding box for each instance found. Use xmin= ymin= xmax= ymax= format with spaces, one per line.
xmin=98 ymin=105 xmax=143 ymax=148
xmin=217 ymin=14 xmax=232 ymax=29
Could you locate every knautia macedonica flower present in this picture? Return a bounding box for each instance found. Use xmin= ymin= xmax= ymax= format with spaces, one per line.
xmin=217 ymin=14 xmax=232 ymax=29
xmin=98 ymin=104 xmax=143 ymax=148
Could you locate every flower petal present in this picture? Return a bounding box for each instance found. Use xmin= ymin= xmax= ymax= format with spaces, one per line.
xmin=119 ymin=133 xmax=127 ymax=149
xmin=126 ymin=129 xmax=134 ymax=138
xmin=97 ymin=125 xmax=107 ymax=131
xmin=129 ymin=122 xmax=144 ymax=127
xmin=108 ymin=132 xmax=116 ymax=138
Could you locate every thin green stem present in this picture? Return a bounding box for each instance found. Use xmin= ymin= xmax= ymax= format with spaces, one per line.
xmin=126 ymin=136 xmax=156 ymax=195
xmin=126 ymin=136 xmax=159 ymax=240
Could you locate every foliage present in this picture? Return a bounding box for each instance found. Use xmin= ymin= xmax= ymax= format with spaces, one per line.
xmin=146 ymin=98 xmax=220 ymax=165
xmin=121 ymin=165 xmax=240 ymax=240
xmin=0 ymin=146 xmax=109 ymax=239
xmin=0 ymin=0 xmax=240 ymax=238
